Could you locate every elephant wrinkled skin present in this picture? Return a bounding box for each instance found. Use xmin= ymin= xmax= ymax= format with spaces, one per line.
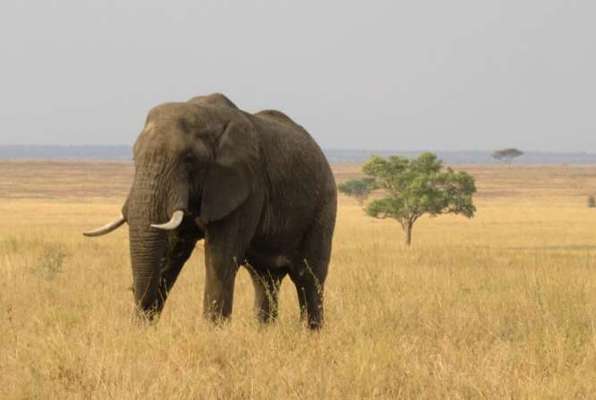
xmin=85 ymin=93 xmax=337 ymax=329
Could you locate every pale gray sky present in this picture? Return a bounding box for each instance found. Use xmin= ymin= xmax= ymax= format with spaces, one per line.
xmin=0 ymin=0 xmax=594 ymax=151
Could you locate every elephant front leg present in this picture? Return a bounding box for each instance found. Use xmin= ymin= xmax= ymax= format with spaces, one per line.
xmin=203 ymin=255 xmax=239 ymax=322
xmin=136 ymin=236 xmax=198 ymax=321
xmin=156 ymin=236 xmax=198 ymax=309
xmin=202 ymin=223 xmax=247 ymax=322
xmin=201 ymin=199 xmax=260 ymax=323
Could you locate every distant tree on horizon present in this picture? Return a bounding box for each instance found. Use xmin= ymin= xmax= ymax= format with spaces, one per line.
xmin=362 ymin=152 xmax=476 ymax=246
xmin=338 ymin=178 xmax=375 ymax=206
xmin=492 ymin=148 xmax=524 ymax=165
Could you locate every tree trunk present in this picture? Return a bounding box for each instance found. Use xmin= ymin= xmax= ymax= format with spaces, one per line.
xmin=404 ymin=221 xmax=413 ymax=246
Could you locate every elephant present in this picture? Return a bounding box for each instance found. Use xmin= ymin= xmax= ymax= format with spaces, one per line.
xmin=84 ymin=93 xmax=337 ymax=329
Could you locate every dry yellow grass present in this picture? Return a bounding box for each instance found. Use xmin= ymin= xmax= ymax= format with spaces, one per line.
xmin=1 ymin=161 xmax=596 ymax=399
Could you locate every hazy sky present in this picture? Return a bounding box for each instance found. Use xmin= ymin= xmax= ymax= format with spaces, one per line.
xmin=1 ymin=1 xmax=594 ymax=151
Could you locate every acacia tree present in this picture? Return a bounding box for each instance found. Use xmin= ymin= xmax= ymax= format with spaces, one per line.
xmin=338 ymin=178 xmax=375 ymax=205
xmin=492 ymin=148 xmax=524 ymax=165
xmin=363 ymin=152 xmax=476 ymax=246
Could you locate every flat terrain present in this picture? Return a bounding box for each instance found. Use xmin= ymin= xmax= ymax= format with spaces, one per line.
xmin=1 ymin=161 xmax=596 ymax=399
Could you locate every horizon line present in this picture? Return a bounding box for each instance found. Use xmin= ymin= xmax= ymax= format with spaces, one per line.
xmin=1 ymin=144 xmax=595 ymax=155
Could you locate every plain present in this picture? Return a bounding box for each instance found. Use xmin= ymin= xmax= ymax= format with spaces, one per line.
xmin=1 ymin=161 xmax=596 ymax=399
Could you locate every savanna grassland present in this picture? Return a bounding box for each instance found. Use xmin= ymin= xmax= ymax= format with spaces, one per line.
xmin=1 ymin=161 xmax=596 ymax=399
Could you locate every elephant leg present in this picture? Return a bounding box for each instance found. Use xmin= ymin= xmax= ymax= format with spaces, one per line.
xmin=290 ymin=212 xmax=334 ymax=329
xmin=203 ymin=253 xmax=239 ymax=322
xmin=201 ymin=191 xmax=262 ymax=323
xmin=202 ymin=213 xmax=257 ymax=323
xmin=155 ymin=235 xmax=199 ymax=312
xmin=248 ymin=268 xmax=287 ymax=323
xmin=132 ymin=236 xmax=198 ymax=323
xmin=291 ymin=266 xmax=326 ymax=330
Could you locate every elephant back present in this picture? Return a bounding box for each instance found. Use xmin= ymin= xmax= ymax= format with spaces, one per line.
xmin=254 ymin=109 xmax=303 ymax=130
xmin=188 ymin=93 xmax=239 ymax=109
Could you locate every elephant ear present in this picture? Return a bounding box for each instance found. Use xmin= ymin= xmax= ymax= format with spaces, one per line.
xmin=200 ymin=119 xmax=258 ymax=223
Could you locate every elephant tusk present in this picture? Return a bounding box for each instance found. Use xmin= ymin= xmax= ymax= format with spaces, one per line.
xmin=83 ymin=215 xmax=126 ymax=237
xmin=151 ymin=210 xmax=184 ymax=230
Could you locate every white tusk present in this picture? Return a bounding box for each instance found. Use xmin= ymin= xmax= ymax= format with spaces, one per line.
xmin=151 ymin=210 xmax=184 ymax=230
xmin=83 ymin=215 xmax=126 ymax=237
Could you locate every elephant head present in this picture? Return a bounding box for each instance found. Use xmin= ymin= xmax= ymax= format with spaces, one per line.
xmin=84 ymin=97 xmax=259 ymax=318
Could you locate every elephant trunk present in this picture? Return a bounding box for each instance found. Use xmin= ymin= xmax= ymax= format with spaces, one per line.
xmin=129 ymin=223 xmax=166 ymax=317
xmin=126 ymin=166 xmax=189 ymax=318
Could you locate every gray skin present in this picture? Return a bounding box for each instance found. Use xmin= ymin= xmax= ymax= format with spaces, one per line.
xmin=93 ymin=93 xmax=336 ymax=329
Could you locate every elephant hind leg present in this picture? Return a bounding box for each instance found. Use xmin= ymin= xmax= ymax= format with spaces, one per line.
xmin=247 ymin=267 xmax=287 ymax=323
xmin=291 ymin=264 xmax=326 ymax=330
xmin=291 ymin=221 xmax=334 ymax=329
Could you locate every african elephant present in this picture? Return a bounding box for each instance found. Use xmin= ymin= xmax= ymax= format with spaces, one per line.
xmin=84 ymin=93 xmax=337 ymax=329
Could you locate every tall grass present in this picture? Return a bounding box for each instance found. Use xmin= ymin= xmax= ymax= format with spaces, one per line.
xmin=1 ymin=163 xmax=596 ymax=399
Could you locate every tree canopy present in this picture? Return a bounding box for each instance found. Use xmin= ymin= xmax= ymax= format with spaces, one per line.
xmin=492 ymin=148 xmax=524 ymax=164
xmin=338 ymin=178 xmax=375 ymax=205
xmin=363 ymin=152 xmax=476 ymax=245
